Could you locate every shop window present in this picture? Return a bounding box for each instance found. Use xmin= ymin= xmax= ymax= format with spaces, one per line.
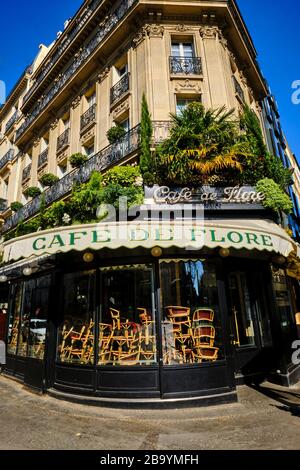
xmin=272 ymin=268 xmax=295 ymax=343
xmin=57 ymin=271 xmax=96 ymax=365
xmin=99 ymin=264 xmax=156 ymax=366
xmin=7 ymin=284 xmax=23 ymax=355
xmin=17 ymin=280 xmax=35 ymax=357
xmin=228 ymin=272 xmax=255 ymax=347
xmin=160 ymin=260 xmax=223 ymax=365
xmin=28 ymin=276 xmax=51 ymax=360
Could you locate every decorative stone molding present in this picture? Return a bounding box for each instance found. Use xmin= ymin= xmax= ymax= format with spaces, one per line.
xmin=239 ymin=70 xmax=248 ymax=86
xmin=37 ymin=166 xmax=48 ymax=178
xmin=57 ymin=149 xmax=69 ymax=165
xmin=81 ymin=126 xmax=95 ymax=146
xmin=98 ymin=67 xmax=110 ymax=83
xmin=72 ymin=96 xmax=81 ymax=109
xmin=50 ymin=119 xmax=59 ymax=130
xmin=199 ymin=26 xmax=220 ymax=39
xmin=33 ymin=137 xmax=40 ymax=148
xmin=176 ymin=24 xmax=190 ymax=32
xmin=174 ymin=79 xmax=202 ymax=94
xmin=112 ymin=99 xmax=130 ymax=120
xmin=133 ymin=24 xmax=164 ymax=48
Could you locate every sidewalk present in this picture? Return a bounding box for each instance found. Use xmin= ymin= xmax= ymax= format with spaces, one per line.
xmin=0 ymin=375 xmax=299 ymax=450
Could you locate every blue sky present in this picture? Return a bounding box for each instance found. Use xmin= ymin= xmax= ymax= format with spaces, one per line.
xmin=0 ymin=0 xmax=299 ymax=158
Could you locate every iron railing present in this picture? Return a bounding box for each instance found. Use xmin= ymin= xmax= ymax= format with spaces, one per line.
xmin=38 ymin=149 xmax=49 ymax=169
xmin=5 ymin=111 xmax=19 ymax=133
xmin=233 ymin=76 xmax=245 ymax=102
xmin=169 ymin=57 xmax=202 ymax=75
xmin=80 ymin=104 xmax=96 ymax=132
xmin=0 ymin=149 xmax=14 ymax=170
xmin=110 ymin=73 xmax=130 ymax=105
xmin=22 ymin=0 xmax=103 ymax=105
xmin=57 ymin=128 xmax=70 ymax=153
xmin=16 ymin=0 xmax=137 ymax=141
xmin=22 ymin=164 xmax=32 ymax=182
xmin=3 ymin=124 xmax=141 ymax=232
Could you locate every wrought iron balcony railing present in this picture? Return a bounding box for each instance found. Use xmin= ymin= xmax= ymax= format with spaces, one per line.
xmin=80 ymin=104 xmax=97 ymax=132
xmin=22 ymin=0 xmax=103 ymax=105
xmin=233 ymin=75 xmax=245 ymax=102
xmin=0 ymin=149 xmax=15 ymax=171
xmin=57 ymin=128 xmax=70 ymax=153
xmin=110 ymin=73 xmax=130 ymax=105
xmin=3 ymin=124 xmax=141 ymax=232
xmin=5 ymin=111 xmax=20 ymax=133
xmin=22 ymin=164 xmax=32 ymax=182
xmin=2 ymin=121 xmax=174 ymax=233
xmin=169 ymin=56 xmax=202 ymax=75
xmin=0 ymin=198 xmax=8 ymax=213
xmin=16 ymin=0 xmax=137 ymax=141
xmin=38 ymin=149 xmax=49 ymax=169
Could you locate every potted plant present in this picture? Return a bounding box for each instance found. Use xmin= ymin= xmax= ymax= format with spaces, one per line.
xmin=106 ymin=124 xmax=126 ymax=144
xmin=10 ymin=201 xmax=24 ymax=212
xmin=23 ymin=186 xmax=42 ymax=198
xmin=39 ymin=173 xmax=60 ymax=187
xmin=69 ymin=153 xmax=88 ymax=168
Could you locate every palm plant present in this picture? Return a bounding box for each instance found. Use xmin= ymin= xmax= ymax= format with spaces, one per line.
xmin=157 ymin=102 xmax=251 ymax=185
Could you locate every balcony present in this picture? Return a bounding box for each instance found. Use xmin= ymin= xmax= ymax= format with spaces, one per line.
xmin=22 ymin=164 xmax=32 ymax=183
xmin=5 ymin=111 xmax=20 ymax=133
xmin=2 ymin=121 xmax=175 ymax=233
xmin=169 ymin=57 xmax=202 ymax=75
xmin=22 ymin=0 xmax=104 ymax=106
xmin=80 ymin=104 xmax=96 ymax=133
xmin=0 ymin=149 xmax=14 ymax=171
xmin=233 ymin=76 xmax=245 ymax=102
xmin=16 ymin=0 xmax=137 ymax=142
xmin=110 ymin=73 xmax=130 ymax=106
xmin=38 ymin=149 xmax=49 ymax=169
xmin=57 ymin=128 xmax=70 ymax=153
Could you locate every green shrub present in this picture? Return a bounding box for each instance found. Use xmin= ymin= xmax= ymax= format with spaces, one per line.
xmin=10 ymin=202 xmax=24 ymax=213
xmin=24 ymin=186 xmax=42 ymax=198
xmin=256 ymin=178 xmax=293 ymax=214
xmin=69 ymin=153 xmax=88 ymax=168
xmin=140 ymin=94 xmax=155 ymax=185
xmin=39 ymin=173 xmax=60 ymax=187
xmin=106 ymin=125 xmax=126 ymax=144
xmin=103 ymin=165 xmax=141 ymax=187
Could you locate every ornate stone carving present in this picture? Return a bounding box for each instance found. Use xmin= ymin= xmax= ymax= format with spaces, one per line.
xmin=50 ymin=119 xmax=59 ymax=130
xmin=199 ymin=26 xmax=220 ymax=39
xmin=81 ymin=126 xmax=95 ymax=145
xmin=98 ymin=67 xmax=110 ymax=83
xmin=239 ymin=70 xmax=248 ymax=86
xmin=72 ymin=96 xmax=81 ymax=109
xmin=174 ymin=79 xmax=202 ymax=93
xmin=176 ymin=24 xmax=189 ymax=32
xmin=33 ymin=137 xmax=40 ymax=148
xmin=133 ymin=24 xmax=164 ymax=47
xmin=112 ymin=99 xmax=130 ymax=120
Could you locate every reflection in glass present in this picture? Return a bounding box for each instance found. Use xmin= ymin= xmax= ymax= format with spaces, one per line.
xmin=272 ymin=268 xmax=294 ymax=341
xmin=160 ymin=260 xmax=222 ymax=365
xmin=28 ymin=276 xmax=51 ymax=360
xmin=57 ymin=271 xmax=95 ymax=364
xmin=228 ymin=273 xmax=255 ymax=347
xmin=17 ymin=281 xmax=35 ymax=357
xmin=99 ymin=265 xmax=156 ymax=366
xmin=7 ymin=284 xmax=23 ymax=355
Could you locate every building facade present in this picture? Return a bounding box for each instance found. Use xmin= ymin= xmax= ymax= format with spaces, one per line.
xmin=0 ymin=0 xmax=299 ymax=406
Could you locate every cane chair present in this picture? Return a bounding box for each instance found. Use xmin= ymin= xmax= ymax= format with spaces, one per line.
xmin=192 ymin=325 xmax=216 ymax=347
xmin=192 ymin=308 xmax=214 ymax=324
xmin=192 ymin=345 xmax=219 ymax=363
xmin=110 ymin=308 xmax=121 ymax=331
xmin=9 ymin=318 xmax=20 ymax=348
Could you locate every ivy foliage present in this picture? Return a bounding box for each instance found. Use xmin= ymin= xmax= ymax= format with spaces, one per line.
xmin=256 ymin=178 xmax=293 ymax=214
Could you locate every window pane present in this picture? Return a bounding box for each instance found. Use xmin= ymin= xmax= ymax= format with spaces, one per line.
xmin=171 ymin=43 xmax=180 ymax=56
xmin=182 ymin=43 xmax=193 ymax=58
xmin=160 ymin=260 xmax=223 ymax=365
xmin=57 ymin=271 xmax=96 ymax=365
xmin=17 ymin=280 xmax=35 ymax=357
xmin=7 ymin=284 xmax=23 ymax=355
xmin=228 ymin=273 xmax=255 ymax=347
xmin=99 ymin=265 xmax=157 ymax=366
xmin=28 ymin=276 xmax=51 ymax=360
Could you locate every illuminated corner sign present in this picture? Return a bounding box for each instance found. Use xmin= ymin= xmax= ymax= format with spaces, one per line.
xmin=152 ymin=186 xmax=266 ymax=205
